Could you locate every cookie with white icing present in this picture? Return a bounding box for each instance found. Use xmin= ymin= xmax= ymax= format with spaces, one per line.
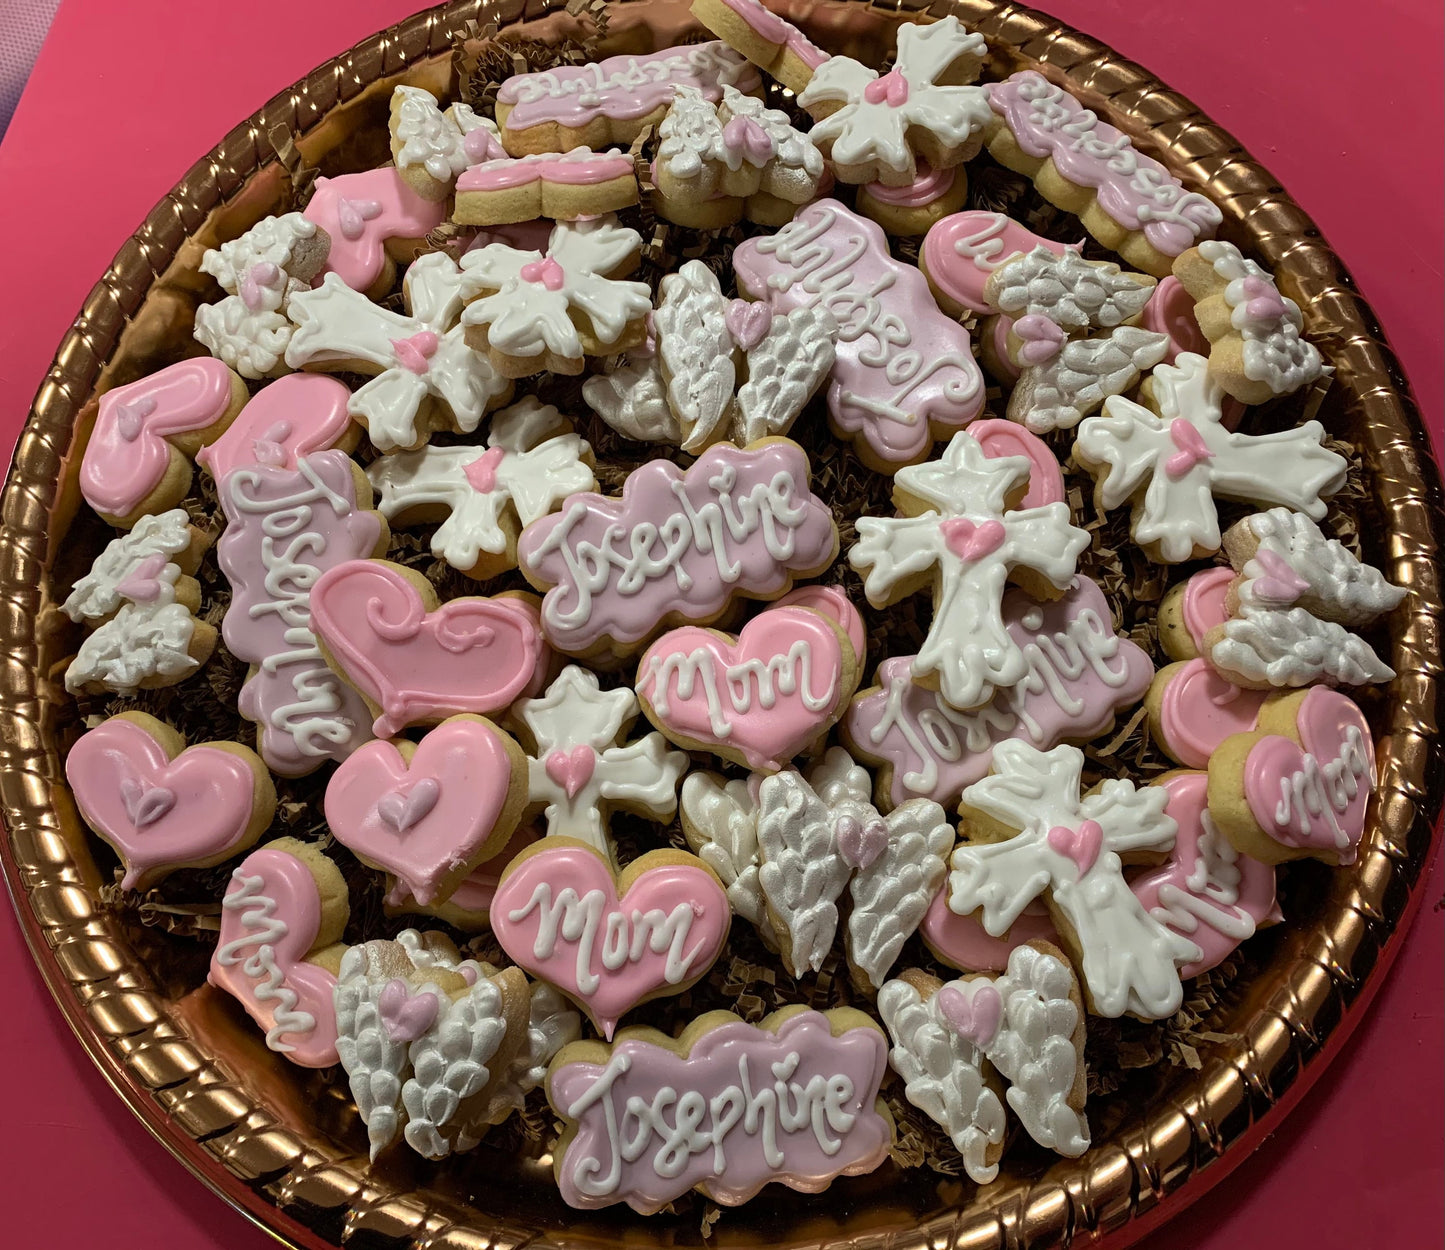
xmin=878 ymin=941 xmax=1089 ymax=1182
xmin=333 ymin=931 xmax=531 ymax=1159
xmin=389 ymin=86 xmax=504 ymax=201
xmin=1073 ymin=353 xmax=1348 ymax=563
xmin=1173 ymin=240 xmax=1328 ymax=404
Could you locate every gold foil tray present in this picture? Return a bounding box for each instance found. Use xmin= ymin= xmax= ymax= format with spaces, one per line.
xmin=1 ymin=2 xmax=1441 ymax=1247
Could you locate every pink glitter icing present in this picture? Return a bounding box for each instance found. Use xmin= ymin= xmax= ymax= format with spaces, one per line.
xmin=456 ymin=149 xmax=635 ymax=193
xmin=864 ymin=164 xmax=956 ymax=208
xmin=497 ymin=42 xmax=761 ymax=131
xmin=844 ymin=576 xmax=1151 ymax=809
xmin=733 ymin=199 xmax=985 ymax=467
xmin=303 ymin=169 xmax=446 ymax=292
xmin=516 ymin=441 xmax=836 ymax=653
xmin=548 ymin=1009 xmax=890 ymax=1211
xmin=216 ymin=451 xmax=382 ymax=776
xmin=988 ymin=71 xmax=1221 ymax=256
xmin=717 ymin=0 xmax=829 ymax=69
xmin=80 ymin=357 xmax=237 ymax=518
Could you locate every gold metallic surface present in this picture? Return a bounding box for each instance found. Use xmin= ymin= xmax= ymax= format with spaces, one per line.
xmin=1 ymin=2 xmax=1441 ymax=1248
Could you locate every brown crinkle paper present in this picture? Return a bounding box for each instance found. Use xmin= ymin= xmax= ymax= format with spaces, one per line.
xmin=59 ymin=13 xmax=1384 ymax=1225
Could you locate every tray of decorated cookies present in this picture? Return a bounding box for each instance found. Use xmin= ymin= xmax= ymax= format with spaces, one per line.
xmin=1 ymin=0 xmax=1440 ymax=1246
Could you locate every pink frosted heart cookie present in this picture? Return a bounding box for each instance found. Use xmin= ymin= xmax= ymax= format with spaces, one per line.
xmin=196 ymin=371 xmax=358 ymax=482
xmin=1146 ymin=659 xmax=1268 ymax=770
xmin=303 ymin=167 xmax=447 ymax=297
xmin=546 ymin=1005 xmax=892 ymax=1211
xmin=920 ymin=210 xmax=1082 ymax=317
xmin=324 ymin=715 xmax=530 ymax=905
xmin=491 ymin=839 xmax=730 ymax=1038
xmin=310 ymin=558 xmax=546 ymax=737
xmin=65 ymin=712 xmax=276 ymax=891
xmin=636 ymin=603 xmax=860 ymax=772
xmin=1207 ymin=687 xmax=1375 ymax=866
xmin=79 ymin=356 xmax=249 ymax=527
xmin=207 ymin=838 xmax=350 ymax=1067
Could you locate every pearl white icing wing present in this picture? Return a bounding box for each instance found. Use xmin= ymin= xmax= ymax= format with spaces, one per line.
xmin=985 ymin=944 xmax=1090 ymax=1156
xmin=334 ymin=944 xmax=413 ymax=1160
xmin=1075 ymin=353 xmax=1347 ymax=562
xmin=653 ymin=261 xmax=736 ymax=452
xmin=392 ymin=85 xmax=471 ymax=184
xmin=1237 ymin=507 xmax=1406 ymax=625
xmin=846 ymin=798 xmax=953 ymax=989
xmin=680 ymin=771 xmax=771 ymax=933
xmin=991 ymin=247 xmax=1155 ymax=330
xmin=581 ymin=355 xmax=685 ymax=444
xmin=877 ymin=978 xmax=1006 ymax=1183
xmin=193 ymin=294 xmax=293 ymax=379
xmin=63 ymin=509 xmax=193 ymax=622
xmin=756 ymin=769 xmax=851 ymax=976
xmin=1009 ymin=326 xmax=1170 ymax=433
xmin=1209 ymin=607 xmax=1396 ymax=687
xmin=735 ymin=305 xmax=837 ymax=444
xmin=65 ymin=599 xmax=199 ymax=694
xmin=484 ymin=984 xmax=583 ymax=1122
xmin=400 ymin=973 xmax=509 ymax=1159
xmin=200 ymin=212 xmax=317 ymax=294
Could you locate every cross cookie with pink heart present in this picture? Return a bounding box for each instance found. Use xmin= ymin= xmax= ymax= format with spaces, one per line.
xmin=324 ymin=714 xmax=531 ymax=905
xmin=490 ymin=839 xmax=731 ymax=1038
xmin=309 ymin=558 xmax=548 ymax=738
xmin=1208 ymin=686 xmax=1375 ymax=867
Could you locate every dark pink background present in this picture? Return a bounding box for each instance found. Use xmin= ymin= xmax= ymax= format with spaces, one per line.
xmin=0 ymin=2 xmax=1440 ymax=1247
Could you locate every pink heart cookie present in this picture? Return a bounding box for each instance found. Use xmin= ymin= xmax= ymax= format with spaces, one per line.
xmin=491 ymin=841 xmax=729 ymax=1038
xmin=920 ymin=210 xmax=1083 ymax=316
xmin=310 ymin=558 xmax=545 ymax=737
xmin=303 ymin=169 xmax=446 ymax=293
xmin=197 ymin=373 xmax=355 ymax=480
xmin=636 ymin=604 xmax=855 ymax=772
xmin=325 ymin=715 xmax=525 ymax=905
xmin=1221 ymin=687 xmax=1375 ymax=865
xmin=207 ymin=842 xmax=343 ymax=1067
xmin=1151 ymin=658 xmax=1268 ymax=770
xmin=79 ymin=357 xmax=242 ymax=523
xmin=65 ymin=713 xmax=274 ymax=891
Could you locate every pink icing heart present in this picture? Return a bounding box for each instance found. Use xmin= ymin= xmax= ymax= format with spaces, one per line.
xmin=1165 ymin=418 xmax=1215 ymax=479
xmin=196 ymin=373 xmax=353 ymax=480
xmin=115 ymin=552 xmax=170 ymax=603
xmin=940 ymin=517 xmax=1007 ymax=562
xmin=721 ymin=113 xmax=775 ymax=165
xmin=240 ymin=261 xmax=281 ymax=311
xmin=835 ymin=814 xmax=888 ymax=870
xmin=390 ymin=330 xmax=440 ymax=374
xmin=309 ymin=560 xmax=543 ymax=737
xmin=545 ymin=746 xmax=597 ymax=800
xmin=80 ymin=358 xmax=240 ymax=520
xmin=1239 ymin=275 xmax=1287 ymax=323
xmin=936 ymin=982 xmax=1003 ymax=1048
xmin=1242 ymin=687 xmax=1374 ymax=863
xmin=375 ymin=777 xmax=441 ymax=833
xmin=1158 ymin=657 xmax=1267 ymax=770
xmin=1047 ymin=818 xmax=1103 ymax=875
xmin=520 ymin=256 xmax=566 ymax=290
xmin=65 ymin=717 xmax=260 ymax=890
xmin=378 ymin=978 xmax=440 ymax=1042
xmin=336 ymin=197 xmax=383 ymax=241
xmin=1250 ymin=548 xmax=1311 ymax=606
xmin=725 ymin=299 xmax=771 ymax=352
xmin=324 ymin=717 xmax=518 ymax=904
xmin=208 ymin=845 xmax=339 ymax=1067
xmin=491 ymin=844 xmax=729 ymax=1038
xmin=636 ymin=605 xmax=847 ymax=772
xmin=463 ymin=126 xmax=505 ymax=162
xmin=862 ymin=69 xmax=909 ymax=107
xmin=463 ymin=445 xmax=506 ymax=493
xmin=1011 ymin=313 xmax=1066 ymax=366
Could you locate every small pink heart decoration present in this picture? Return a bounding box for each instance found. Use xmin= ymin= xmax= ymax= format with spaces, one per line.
xmin=835 ymin=815 xmax=888 ymax=870
xmin=66 ymin=717 xmax=261 ymax=890
xmin=336 ymin=196 xmax=383 ymax=240
xmin=1250 ymin=549 xmax=1311 ymax=606
xmin=862 ymin=69 xmax=910 ymax=107
xmin=491 ymin=844 xmax=729 ymax=1038
xmin=324 ymin=717 xmax=519 ymax=904
xmin=520 ymin=256 xmax=565 ymax=291
xmin=636 ymin=605 xmax=849 ymax=772
xmin=115 ymin=552 xmax=171 ymax=603
xmin=115 ymin=396 xmax=157 ymax=441
xmin=725 ymin=299 xmax=772 ymax=352
xmin=463 ymin=446 xmax=506 ymax=494
xmin=310 ymin=560 xmax=543 ymax=737
xmin=390 ymin=330 xmax=440 ymax=374
xmin=378 ymin=978 xmax=440 ymax=1042
xmin=940 ymin=517 xmax=1007 ymax=563
xmin=545 ymin=746 xmax=597 ymax=800
xmin=1165 ymin=418 xmax=1215 ymax=479
xmin=936 ymin=982 xmax=1003 ymax=1048
xmin=1046 ymin=819 xmax=1103 ymax=876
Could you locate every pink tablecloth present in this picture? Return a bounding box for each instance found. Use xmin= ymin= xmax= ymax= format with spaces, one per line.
xmin=0 ymin=3 xmax=1440 ymax=1247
